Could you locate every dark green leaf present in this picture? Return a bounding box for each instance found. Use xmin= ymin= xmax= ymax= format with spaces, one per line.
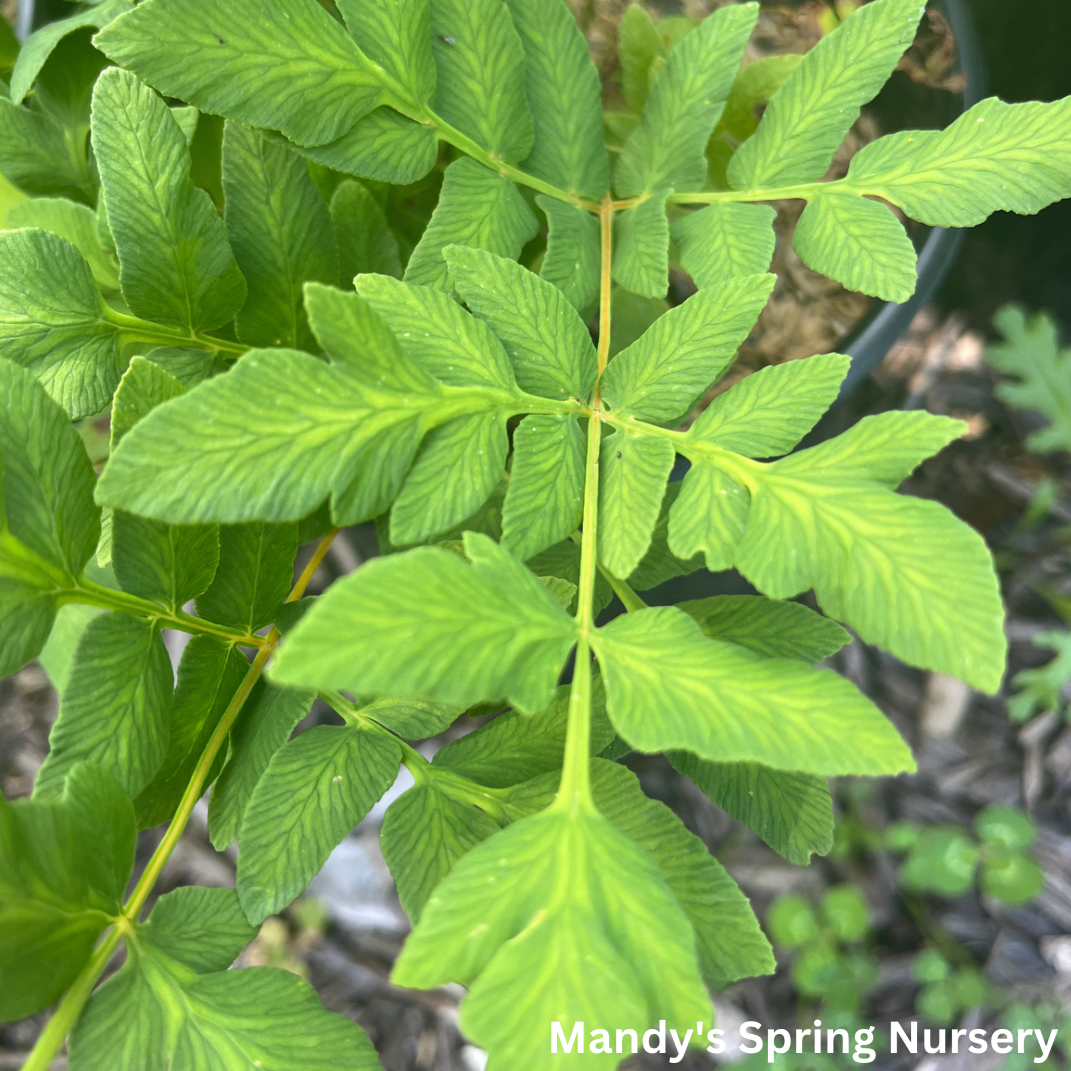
xmin=34 ymin=613 xmax=173 ymax=800
xmin=0 ymin=763 xmax=135 ymax=1020
xmin=91 ymin=67 xmax=247 ymax=330
xmin=0 ymin=229 xmax=122 ymax=419
xmin=505 ymin=0 xmax=609 ymax=200
xmin=288 ymin=108 xmax=439 ymax=186
xmin=223 ymin=123 xmax=337 ymax=349
xmin=336 ymin=0 xmax=436 ymax=107
xmin=360 ymin=695 xmax=464 ymax=739
xmin=433 ymin=681 xmax=615 ymax=788
xmin=196 ymin=523 xmax=298 ymax=632
xmin=429 ymin=0 xmax=533 ymax=163
xmin=501 ymin=414 xmax=586 ymax=562
xmin=381 ymin=782 xmax=501 ymax=922
xmin=0 ymin=97 xmax=95 ymax=202
xmin=390 ymin=412 xmax=509 ymax=545
xmin=612 ymin=192 xmax=670 ymax=299
xmin=0 ymin=357 xmax=100 ymax=576
xmin=208 ymin=681 xmax=314 ymax=850
xmin=331 ymin=179 xmax=402 ymax=283
xmin=669 ymin=753 xmax=833 ymax=865
xmin=143 ymin=886 xmax=257 ymax=973
xmin=95 ymin=0 xmax=384 ymax=147
xmin=237 ymin=725 xmax=400 ymax=923
xmin=135 ymin=636 xmax=248 ymax=829
xmin=678 ymin=595 xmax=850 ymax=662
xmin=525 ymin=540 xmax=613 ymax=616
xmin=598 ymin=430 xmax=674 ymax=579
xmin=537 ymin=196 xmax=601 ymax=312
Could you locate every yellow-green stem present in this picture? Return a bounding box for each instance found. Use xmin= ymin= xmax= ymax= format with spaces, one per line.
xmin=68 ymin=577 xmax=267 ymax=648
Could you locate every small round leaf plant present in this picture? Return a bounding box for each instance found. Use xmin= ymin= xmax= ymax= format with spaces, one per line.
xmin=1 ymin=0 xmax=1070 ymax=1067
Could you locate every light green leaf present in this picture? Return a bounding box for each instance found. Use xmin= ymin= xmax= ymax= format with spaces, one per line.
xmin=0 ymin=576 xmax=58 ymax=681
xmin=0 ymin=228 xmax=122 ymax=420
xmin=0 ymin=98 xmax=94 ymax=203
xmin=223 ymin=123 xmax=337 ymax=349
xmin=602 ymin=273 xmax=775 ymax=423
xmin=7 ymin=198 xmax=120 ymax=291
xmin=382 ymin=782 xmax=501 ymax=922
xmin=357 ymin=272 xmax=515 ymax=390
xmin=34 ymin=614 xmax=173 ymax=800
xmin=537 ymin=196 xmax=601 ymax=312
xmin=587 ymin=760 xmax=774 ymax=987
xmin=987 ymin=304 xmax=1071 ymax=454
xmin=598 ymin=430 xmax=674 ymax=579
xmin=672 ymin=203 xmax=776 ymax=289
xmin=336 ymin=0 xmax=436 ymax=107
xmin=505 ymin=0 xmax=609 ymax=200
xmin=618 ymin=4 xmax=665 ymax=114
xmin=688 ymin=352 xmax=850 ymax=457
xmin=134 ymin=636 xmax=248 ymax=829
xmin=444 ymin=244 xmax=598 ymax=402
xmin=667 ymin=461 xmax=749 ymax=570
xmin=433 ymin=681 xmax=615 ymax=788
xmin=360 ymin=696 xmax=464 ymax=740
xmin=331 ymin=180 xmax=402 ymax=284
xmin=38 ymin=604 xmax=105 ymax=692
xmin=794 ymin=192 xmax=917 ymax=302
xmin=0 ymin=358 xmax=100 ymax=576
xmin=730 ymin=413 xmax=1005 ymax=691
xmin=429 ymin=0 xmax=533 ymax=163
xmin=109 ymin=358 xmax=220 ymax=610
xmin=612 ymin=192 xmax=670 ymax=299
xmin=287 ymin=108 xmax=439 ymax=186
xmin=616 ymin=3 xmax=759 ymax=197
xmin=393 ymin=807 xmax=710 ymax=1069
xmin=728 ymin=0 xmax=925 ymax=190
xmin=501 ymin=415 xmax=586 ymax=562
xmin=679 ymin=594 xmax=849 ymax=662
xmin=209 ymin=682 xmax=314 ymax=851
xmin=714 ymin=53 xmax=803 ymax=142
xmin=71 ymin=954 xmax=381 ymax=1070
xmin=0 ymin=763 xmax=135 ymax=1021
xmin=143 ymin=886 xmax=257 ymax=974
xmin=272 ymin=532 xmax=577 ymax=714
xmin=196 ymin=523 xmax=297 ymax=633
xmin=669 ymin=753 xmax=833 ymax=865
xmin=91 ymin=68 xmax=247 ymax=331
xmin=94 ymin=0 xmax=383 ymax=148
xmin=390 ymin=411 xmax=508 ymax=545
xmin=237 ymin=725 xmax=400 ymax=923
xmin=170 ymin=105 xmax=199 ymax=146
xmin=847 ymin=97 xmax=1071 ymax=227
xmin=626 ymin=482 xmax=703 ymax=591
xmin=592 ymin=605 xmax=914 ymax=774
xmin=9 ymin=0 xmax=132 ymax=105
xmin=404 ymin=158 xmax=539 ymax=292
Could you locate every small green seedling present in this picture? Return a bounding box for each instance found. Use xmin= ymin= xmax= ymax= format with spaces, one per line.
xmin=888 ymin=807 xmax=1044 ymax=904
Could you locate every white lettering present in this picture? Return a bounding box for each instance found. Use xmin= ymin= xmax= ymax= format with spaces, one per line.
xmin=969 ymin=1029 xmax=988 ymax=1053
xmin=854 ymin=1026 xmax=876 ymax=1064
xmin=615 ymin=1029 xmax=638 ymax=1055
xmin=669 ymin=1028 xmax=692 ymax=1064
xmin=890 ymin=1021 xmax=917 ymax=1054
xmin=551 ymin=1021 xmax=582 ymax=1054
xmin=768 ymin=1028 xmax=792 ymax=1063
xmin=642 ymin=1021 xmax=666 ymax=1055
xmin=589 ymin=1030 xmax=611 ymax=1054
xmin=992 ymin=1029 xmax=1014 ymax=1055
xmin=705 ymin=1029 xmax=725 ymax=1055
xmin=1035 ymin=1029 xmax=1059 ymax=1064
xmin=740 ymin=1022 xmax=763 ymax=1055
